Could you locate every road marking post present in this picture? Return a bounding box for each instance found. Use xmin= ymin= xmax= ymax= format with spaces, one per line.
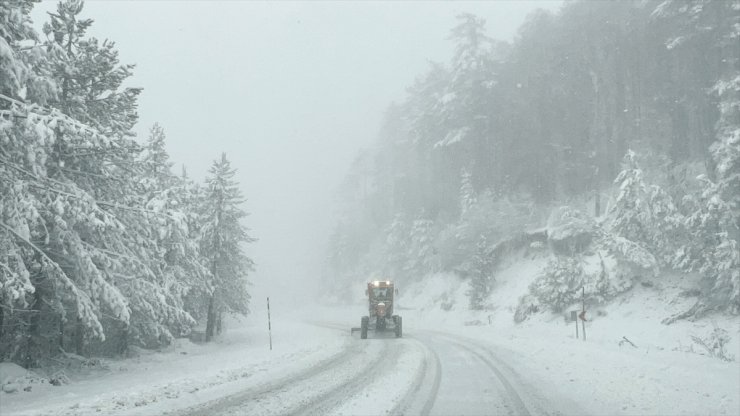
xmin=581 ymin=287 xmax=586 ymax=341
xmin=267 ymin=297 xmax=272 ymax=351
xmin=571 ymin=310 xmax=579 ymax=339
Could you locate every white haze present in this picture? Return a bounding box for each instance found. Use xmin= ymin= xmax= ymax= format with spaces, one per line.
xmin=31 ymin=0 xmax=562 ymax=308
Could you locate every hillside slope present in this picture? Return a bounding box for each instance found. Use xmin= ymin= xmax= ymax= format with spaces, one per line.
xmin=388 ymin=250 xmax=740 ymax=415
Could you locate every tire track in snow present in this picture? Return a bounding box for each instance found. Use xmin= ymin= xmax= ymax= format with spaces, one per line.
xmin=388 ymin=335 xmax=442 ymax=416
xmin=175 ymin=339 xmax=370 ymax=416
xmin=454 ymin=334 xmax=583 ymax=416
xmin=429 ymin=330 xmax=580 ymax=416
xmin=420 ymin=350 xmax=442 ymax=415
xmin=295 ymin=322 xmax=440 ymax=416
xmin=288 ymin=337 xmax=402 ymax=416
xmin=303 ymin=323 xmax=441 ymax=416
xmin=439 ymin=336 xmax=532 ymax=416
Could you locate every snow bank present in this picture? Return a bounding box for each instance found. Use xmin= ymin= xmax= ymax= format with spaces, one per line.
xmin=0 ymin=363 xmax=31 ymax=385
xmin=0 ymin=315 xmax=348 ymax=416
xmin=0 ymin=363 xmax=47 ymax=394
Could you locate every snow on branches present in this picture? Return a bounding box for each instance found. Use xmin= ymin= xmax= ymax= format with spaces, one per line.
xmin=1 ymin=1 xmax=254 ymax=366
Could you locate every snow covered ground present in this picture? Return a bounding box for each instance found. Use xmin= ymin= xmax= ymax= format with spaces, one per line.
xmin=2 ymin=255 xmax=739 ymax=416
xmin=0 ymin=317 xmax=348 ymax=416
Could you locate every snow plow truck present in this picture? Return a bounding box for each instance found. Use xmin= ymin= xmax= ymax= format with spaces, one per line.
xmin=353 ymin=280 xmax=402 ymax=339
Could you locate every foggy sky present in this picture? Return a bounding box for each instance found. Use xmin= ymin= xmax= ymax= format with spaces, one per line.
xmin=31 ymin=0 xmax=562 ymax=306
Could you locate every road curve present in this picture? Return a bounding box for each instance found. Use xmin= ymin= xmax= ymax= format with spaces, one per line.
xmin=174 ymin=322 xmax=577 ymax=416
xmin=173 ymin=334 xmax=384 ymax=415
xmin=420 ymin=332 xmax=531 ymax=415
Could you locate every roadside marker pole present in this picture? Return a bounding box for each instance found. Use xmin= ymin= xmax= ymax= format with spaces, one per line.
xmin=267 ymin=297 xmax=272 ymax=351
xmin=571 ymin=310 xmax=579 ymax=339
xmin=581 ymin=287 xmax=586 ymax=341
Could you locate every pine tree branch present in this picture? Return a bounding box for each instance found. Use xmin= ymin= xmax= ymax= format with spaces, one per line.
xmin=0 ymin=93 xmax=107 ymax=138
xmin=0 ymin=222 xmax=60 ymax=273
xmin=61 ymin=149 xmax=130 ymax=158
xmin=0 ymin=304 xmax=39 ymax=313
xmin=0 ymin=157 xmax=169 ymax=218
xmin=59 ymin=167 xmax=123 ymax=182
xmin=0 ymin=221 xmax=103 ymax=339
xmin=80 ymin=241 xmax=157 ymax=281
xmin=0 ymin=261 xmax=16 ymax=277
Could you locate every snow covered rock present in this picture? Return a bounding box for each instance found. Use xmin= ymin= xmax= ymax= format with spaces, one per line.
xmin=546 ymin=207 xmax=596 ymax=254
xmin=2 ymin=383 xmax=19 ymax=393
xmin=0 ymin=362 xmax=30 ymax=385
xmin=0 ymin=362 xmax=44 ymax=393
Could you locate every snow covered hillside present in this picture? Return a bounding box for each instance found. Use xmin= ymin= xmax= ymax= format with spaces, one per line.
xmin=398 ymin=251 xmax=739 ymax=359
xmin=383 ymin=250 xmax=740 ymax=415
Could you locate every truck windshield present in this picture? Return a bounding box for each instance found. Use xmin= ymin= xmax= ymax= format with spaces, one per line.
xmin=372 ymin=287 xmax=391 ymax=299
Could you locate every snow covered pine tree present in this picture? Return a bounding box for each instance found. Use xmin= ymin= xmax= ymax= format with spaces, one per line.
xmin=200 ymin=154 xmax=254 ymax=342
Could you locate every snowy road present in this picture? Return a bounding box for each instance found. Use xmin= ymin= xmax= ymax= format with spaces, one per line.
xmin=421 ymin=333 xmax=530 ymax=416
xmin=174 ymin=323 xmax=576 ymax=416
xmin=3 ymin=313 xmax=737 ymax=416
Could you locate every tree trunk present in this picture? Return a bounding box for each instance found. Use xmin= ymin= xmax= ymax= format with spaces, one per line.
xmin=205 ymin=294 xmax=215 ymax=342
xmin=0 ymin=301 xmax=4 ymax=341
xmin=58 ymin=314 xmax=64 ymax=353
xmin=206 ymin=197 xmax=223 ymax=343
xmin=118 ymin=324 xmax=129 ymax=356
xmin=26 ymin=290 xmax=41 ymax=368
xmin=74 ymin=315 xmax=84 ymax=356
xmin=670 ymin=102 xmax=689 ymax=163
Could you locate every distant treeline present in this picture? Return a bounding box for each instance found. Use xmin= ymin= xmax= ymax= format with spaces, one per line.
xmin=327 ymin=1 xmax=739 ymax=316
